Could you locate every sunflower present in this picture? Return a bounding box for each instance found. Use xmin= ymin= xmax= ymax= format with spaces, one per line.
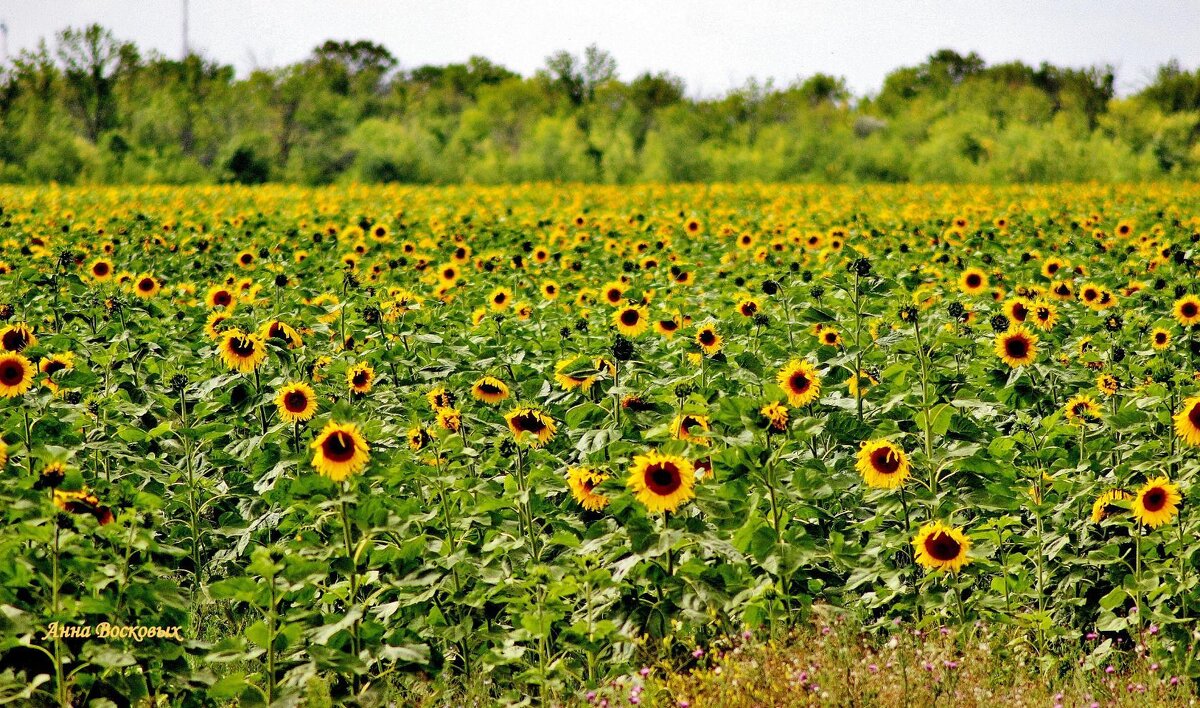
xmin=0 ymin=323 xmax=36 ymax=352
xmin=995 ymin=326 xmax=1038 ymax=367
xmin=1091 ymin=489 xmax=1134 ymax=524
xmin=541 ymin=280 xmax=560 ymax=300
xmin=408 ymin=426 xmax=433 ymax=451
xmin=655 ymin=316 xmax=681 ymax=337
xmin=855 ymin=439 xmax=911 ymax=489
xmin=1173 ymin=395 xmax=1200 ymax=446
xmin=89 ymin=258 xmax=114 ymax=281
xmin=311 ymin=421 xmax=370 ymax=481
xmin=627 ymin=451 xmax=696 ymax=514
xmin=913 ymin=522 xmax=972 ymax=573
xmin=204 ymin=312 xmax=231 ymax=340
xmin=133 ymin=274 xmax=161 ymax=298
xmin=960 ymin=268 xmax=988 ymax=295
xmin=259 ymin=320 xmax=303 ymax=349
xmin=695 ymin=324 xmax=722 ymax=355
xmin=1048 ymin=280 xmax=1074 ymax=301
xmin=427 ymin=386 xmax=456 ymax=411
xmin=1131 ymin=476 xmax=1182 ymax=528
xmin=347 ymin=363 xmax=374 ymax=394
xmin=34 ymin=461 xmax=66 ymax=489
xmin=1174 ymin=295 xmax=1200 ymax=326
xmin=555 ymin=357 xmax=598 ymax=391
xmin=53 ymin=488 xmax=114 ymax=526
xmin=1096 ymin=374 xmax=1119 ymax=396
xmin=737 ymin=298 xmax=760 ymax=318
xmin=777 ymin=359 xmax=821 ymax=407
xmin=846 ymin=369 xmax=878 ymax=397
xmin=236 ymin=250 xmax=256 ymax=269
xmin=505 ymin=406 xmax=557 ymax=447
xmin=613 ymin=304 xmax=649 ymax=336
xmin=1041 ymin=257 xmax=1066 ymax=279
xmin=275 ymin=382 xmax=317 ymax=423
xmin=567 ymin=467 xmax=610 ymax=512
xmin=205 ymin=285 xmax=237 ymax=310
xmin=1002 ymin=298 xmax=1030 ymax=324
xmin=672 ymin=413 xmax=711 ymax=445
xmin=760 ymin=401 xmax=788 ymax=431
xmin=39 ymin=352 xmax=74 ymax=393
xmin=1151 ymin=327 xmax=1171 ymax=350
xmin=216 ymin=322 xmax=267 ymax=367
xmin=1064 ymin=394 xmax=1102 ymax=423
xmin=471 ymin=375 xmax=509 ymax=404
xmin=0 ymin=353 xmax=35 ymax=398
xmin=1028 ymin=300 xmax=1057 ymax=331
xmin=437 ymin=407 xmax=462 ymax=432
xmin=818 ymin=328 xmax=842 ymax=347
xmin=489 ymin=287 xmax=513 ymax=310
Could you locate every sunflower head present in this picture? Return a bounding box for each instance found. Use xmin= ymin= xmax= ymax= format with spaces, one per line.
xmin=471 ymin=376 xmax=509 ymax=405
xmin=504 ymin=406 xmax=556 ymax=447
xmin=913 ymin=521 xmax=972 ymax=573
xmin=855 ymin=439 xmax=911 ymax=489
xmin=347 ymin=363 xmax=375 ymax=394
xmin=567 ymin=467 xmax=610 ymax=512
xmin=311 ymin=421 xmax=370 ymax=482
xmin=1173 ymin=395 xmax=1200 ymax=447
xmin=960 ymin=268 xmax=987 ymax=294
xmin=0 ymin=352 xmax=35 ymax=398
xmin=627 ymin=451 xmax=696 ymax=514
xmin=994 ymin=326 xmax=1038 ymax=367
xmin=760 ymin=401 xmax=789 ymax=431
xmin=1132 ymin=476 xmax=1182 ymax=528
xmin=695 ymin=325 xmax=723 ymax=354
xmin=218 ymin=330 xmax=267 ymax=373
xmin=1091 ymin=489 xmax=1134 ymax=524
xmin=672 ymin=413 xmax=711 ymax=445
xmin=0 ymin=323 xmax=36 ymax=353
xmin=275 ymin=382 xmax=318 ymax=423
xmin=777 ymin=359 xmax=822 ymax=407
xmin=613 ymin=304 xmax=649 ymax=336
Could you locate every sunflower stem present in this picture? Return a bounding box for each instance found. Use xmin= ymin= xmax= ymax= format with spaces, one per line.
xmin=339 ymin=490 xmax=362 ymax=671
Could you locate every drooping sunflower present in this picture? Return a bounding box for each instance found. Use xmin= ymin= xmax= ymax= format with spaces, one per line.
xmin=310 ymin=421 xmax=370 ymax=481
xmin=613 ymin=304 xmax=649 ymax=336
xmin=347 ymin=363 xmax=375 ymax=394
xmin=1063 ymin=394 xmax=1102 ymax=423
xmin=218 ymin=330 xmax=267 ymax=373
xmin=695 ymin=324 xmax=723 ymax=355
xmin=427 ymin=386 xmax=456 ymax=411
xmin=1131 ymin=476 xmax=1182 ymax=528
xmin=960 ymin=268 xmax=988 ymax=295
xmin=0 ymin=353 xmax=35 ymax=398
xmin=205 ymin=312 xmax=231 ymax=340
xmin=760 ymin=401 xmax=789 ymax=431
xmin=912 ymin=522 xmax=972 ymax=573
xmin=671 ymin=413 xmax=711 ymax=445
xmin=994 ymin=326 xmax=1038 ymax=367
xmin=505 ymin=406 xmax=557 ymax=447
xmin=259 ymin=320 xmax=303 ymax=349
xmin=567 ymin=467 xmax=610 ymax=512
xmin=555 ymin=357 xmax=598 ymax=391
xmin=777 ymin=359 xmax=821 ymax=407
xmin=627 ymin=451 xmax=696 ymax=514
xmin=1091 ymin=489 xmax=1134 ymax=524
xmin=471 ymin=376 xmax=509 ymax=405
xmin=0 ymin=323 xmax=36 ymax=352
xmin=408 ymin=426 xmax=433 ymax=451
xmin=437 ymin=407 xmax=462 ymax=433
xmin=53 ymin=488 xmax=114 ymax=526
xmin=855 ymin=439 xmax=911 ymax=489
xmin=1173 ymin=395 xmax=1200 ymax=446
xmin=275 ymin=382 xmax=318 ymax=423
xmin=40 ymin=352 xmax=74 ymax=393
xmin=655 ymin=316 xmax=681 ymax=337
xmin=1174 ymin=295 xmax=1200 ymax=326
xmin=846 ymin=369 xmax=878 ymax=397
xmin=1150 ymin=327 xmax=1171 ymax=350
xmin=1096 ymin=374 xmax=1119 ymax=397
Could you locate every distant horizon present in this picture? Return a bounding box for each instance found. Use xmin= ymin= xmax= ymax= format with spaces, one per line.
xmin=2 ymin=1 xmax=1198 ymax=98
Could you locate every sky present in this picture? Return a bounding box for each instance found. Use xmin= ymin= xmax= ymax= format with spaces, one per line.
xmin=1 ymin=1 xmax=1198 ymax=97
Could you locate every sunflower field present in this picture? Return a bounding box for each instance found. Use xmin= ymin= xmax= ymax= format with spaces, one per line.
xmin=2 ymin=182 xmax=1200 ymax=705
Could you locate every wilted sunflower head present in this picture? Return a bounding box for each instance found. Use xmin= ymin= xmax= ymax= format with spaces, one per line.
xmin=471 ymin=376 xmax=509 ymax=405
xmin=504 ymin=406 xmax=556 ymax=447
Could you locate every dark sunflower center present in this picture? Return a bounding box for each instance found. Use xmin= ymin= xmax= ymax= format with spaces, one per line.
xmin=93 ymin=262 xmax=109 ymax=275
xmin=1005 ymin=336 xmax=1029 ymax=358
xmin=966 ymin=274 xmax=981 ymax=288
xmin=660 ymin=320 xmax=677 ymax=331
xmin=606 ymin=290 xmax=620 ymax=302
xmin=1143 ymin=488 xmax=1167 ymax=512
xmin=1036 ymin=307 xmax=1050 ymax=320
xmin=1156 ymin=333 xmax=1168 ymax=344
xmin=353 ymin=371 xmax=369 ymax=386
xmin=322 ymin=432 xmax=356 ymax=461
xmin=1184 ymin=303 xmax=1198 ymax=318
xmin=231 ymin=337 xmax=256 ymax=357
xmin=479 ymin=382 xmax=502 ymax=395
xmin=1073 ymin=403 xmax=1089 ymax=416
xmin=138 ymin=278 xmax=155 ymax=291
xmin=1047 ymin=263 xmax=1059 ymax=274
xmin=620 ymin=310 xmax=640 ymax=326
xmin=284 ymin=391 xmax=309 ymax=412
xmin=1188 ymin=403 xmax=1200 ymax=430
xmin=789 ymin=372 xmax=810 ymax=393
xmin=44 ymin=361 xmax=66 ymax=376
xmin=699 ymin=331 xmax=716 ymax=345
xmin=2 ymin=330 xmax=28 ymax=351
xmin=240 ymin=254 xmax=253 ymax=264
xmin=924 ymin=532 xmax=961 ymax=562
xmin=645 ymin=462 xmax=682 ymax=495
xmin=495 ymin=293 xmax=507 ymax=304
xmin=1012 ymin=303 xmax=1028 ymax=321
xmin=214 ymin=291 xmax=232 ymax=306
xmin=513 ymin=413 xmax=545 ymax=434
xmin=870 ymin=447 xmax=901 ymax=474
xmin=0 ymin=361 xmax=23 ymax=385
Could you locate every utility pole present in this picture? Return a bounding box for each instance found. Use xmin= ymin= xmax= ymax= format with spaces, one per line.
xmin=182 ymin=0 xmax=189 ymax=58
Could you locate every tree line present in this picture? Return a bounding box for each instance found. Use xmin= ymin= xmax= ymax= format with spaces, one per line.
xmin=3 ymin=25 xmax=1200 ymax=184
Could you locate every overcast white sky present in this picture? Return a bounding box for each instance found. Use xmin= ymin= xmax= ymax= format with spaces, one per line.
xmin=2 ymin=1 xmax=1198 ymax=96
